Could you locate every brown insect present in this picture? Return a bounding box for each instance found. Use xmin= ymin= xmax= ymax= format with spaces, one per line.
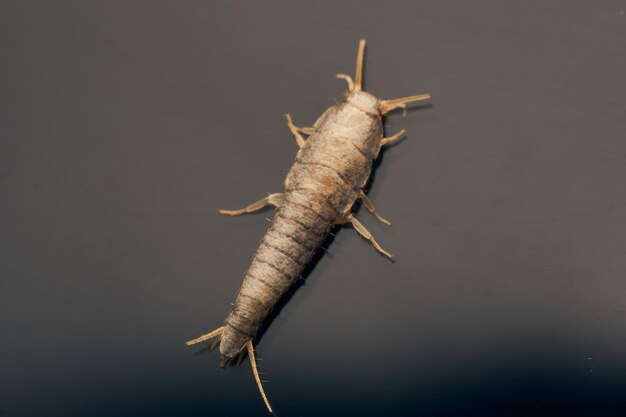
xmin=187 ymin=39 xmax=430 ymax=412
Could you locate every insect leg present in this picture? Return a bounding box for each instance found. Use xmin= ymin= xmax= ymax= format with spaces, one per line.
xmin=219 ymin=193 xmax=283 ymax=216
xmin=359 ymin=191 xmax=392 ymax=226
xmin=285 ymin=114 xmax=314 ymax=148
xmin=338 ymin=213 xmax=394 ymax=260
xmin=380 ymin=129 xmax=406 ymax=147
xmin=247 ymin=340 xmax=273 ymax=413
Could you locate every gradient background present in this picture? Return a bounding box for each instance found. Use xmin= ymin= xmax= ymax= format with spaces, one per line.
xmin=2 ymin=1 xmax=626 ymax=416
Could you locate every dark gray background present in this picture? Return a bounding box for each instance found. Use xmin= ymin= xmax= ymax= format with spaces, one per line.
xmin=2 ymin=1 xmax=626 ymax=416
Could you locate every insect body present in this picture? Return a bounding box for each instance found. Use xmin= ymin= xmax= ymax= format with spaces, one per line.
xmin=187 ymin=39 xmax=430 ymax=412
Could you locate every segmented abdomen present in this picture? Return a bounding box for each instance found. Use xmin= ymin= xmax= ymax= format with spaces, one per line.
xmin=220 ymin=101 xmax=380 ymax=358
xmin=221 ymin=186 xmax=346 ymax=357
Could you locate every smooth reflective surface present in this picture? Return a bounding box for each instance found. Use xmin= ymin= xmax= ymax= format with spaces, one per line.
xmin=2 ymin=1 xmax=626 ymax=416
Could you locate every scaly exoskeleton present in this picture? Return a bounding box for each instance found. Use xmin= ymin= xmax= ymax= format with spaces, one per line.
xmin=187 ymin=39 xmax=430 ymax=413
